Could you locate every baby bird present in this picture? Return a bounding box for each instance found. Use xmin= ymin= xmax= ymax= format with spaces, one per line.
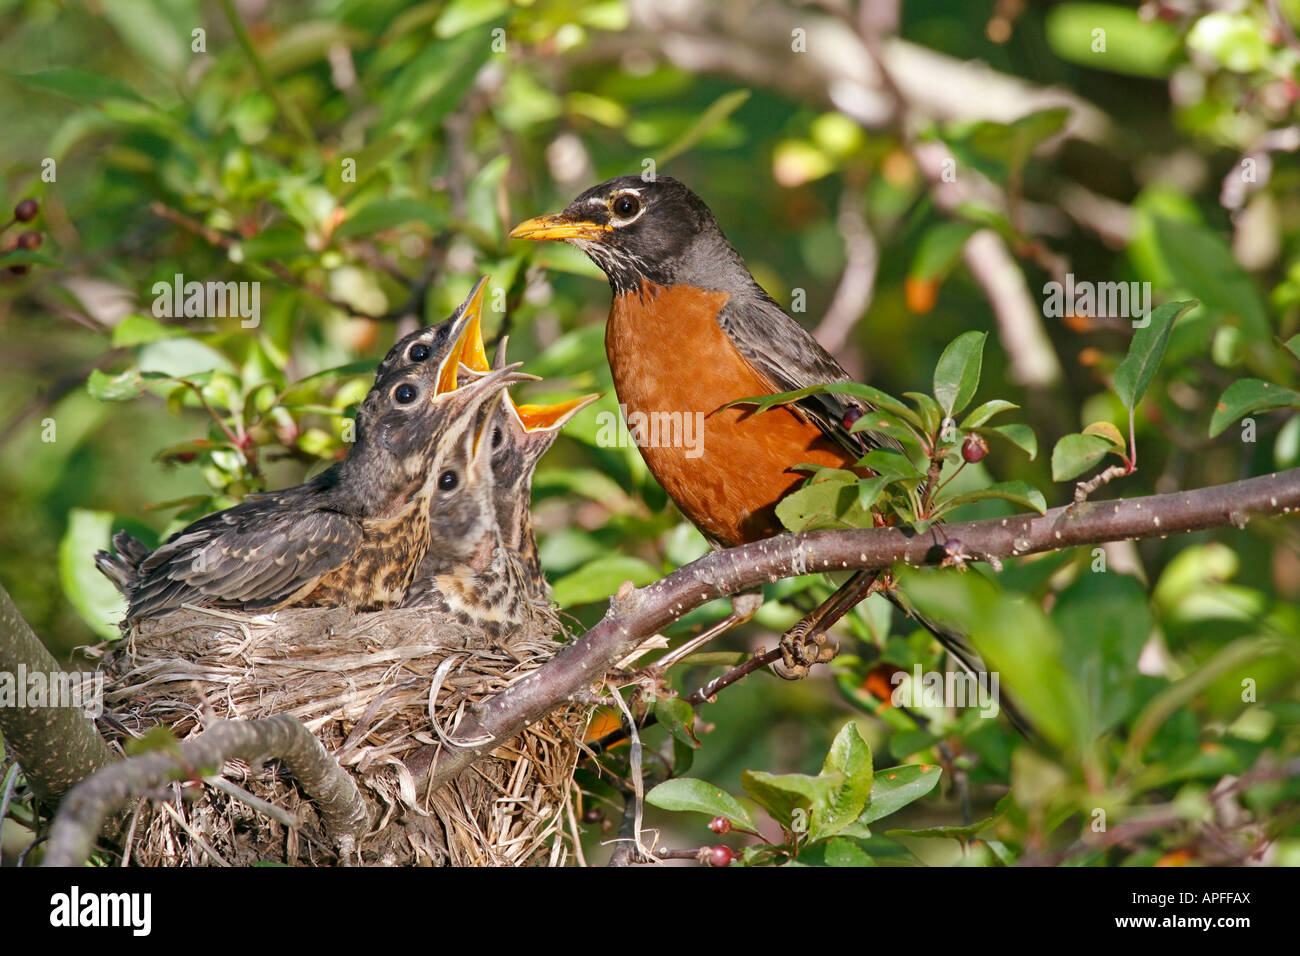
xmin=98 ymin=283 xmax=529 ymax=621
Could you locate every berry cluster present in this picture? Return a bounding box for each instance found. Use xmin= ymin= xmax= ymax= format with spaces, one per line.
xmin=2 ymin=198 xmax=43 ymax=276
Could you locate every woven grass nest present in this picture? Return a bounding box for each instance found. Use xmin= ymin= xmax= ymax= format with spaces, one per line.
xmin=91 ymin=604 xmax=589 ymax=866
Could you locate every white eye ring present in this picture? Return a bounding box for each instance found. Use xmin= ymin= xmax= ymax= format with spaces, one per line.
xmin=608 ymin=191 xmax=645 ymax=226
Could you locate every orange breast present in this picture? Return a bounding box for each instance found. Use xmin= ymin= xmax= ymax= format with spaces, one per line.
xmin=607 ymin=281 xmax=854 ymax=547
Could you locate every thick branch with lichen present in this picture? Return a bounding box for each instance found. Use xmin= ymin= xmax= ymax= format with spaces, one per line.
xmin=410 ymin=468 xmax=1300 ymax=792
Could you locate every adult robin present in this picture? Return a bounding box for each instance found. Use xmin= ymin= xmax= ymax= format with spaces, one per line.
xmin=99 ymin=284 xmax=532 ymax=622
xmin=509 ymin=175 xmax=1000 ymax=693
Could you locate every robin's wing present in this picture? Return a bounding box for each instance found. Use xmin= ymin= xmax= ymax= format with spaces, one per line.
xmin=717 ymin=292 xmax=906 ymax=458
xmin=128 ymin=495 xmax=362 ymax=620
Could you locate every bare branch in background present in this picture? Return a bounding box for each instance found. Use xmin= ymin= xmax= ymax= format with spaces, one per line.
xmin=962 ymin=229 xmax=1063 ymax=387
xmin=813 ymin=186 xmax=878 ymax=366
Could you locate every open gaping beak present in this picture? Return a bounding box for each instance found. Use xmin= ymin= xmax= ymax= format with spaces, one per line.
xmin=435 ymin=276 xmax=493 ymax=397
xmin=508 ymin=213 xmax=611 ymax=242
xmin=511 ymin=393 xmax=601 ymax=432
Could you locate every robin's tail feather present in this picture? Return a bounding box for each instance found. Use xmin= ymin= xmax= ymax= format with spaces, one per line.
xmin=94 ymin=530 xmax=152 ymax=599
xmin=883 ymin=590 xmax=1033 ymax=738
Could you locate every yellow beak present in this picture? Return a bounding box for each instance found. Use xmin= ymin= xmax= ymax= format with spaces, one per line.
xmin=437 ymin=277 xmax=492 ymax=396
xmin=508 ymin=214 xmax=611 ymax=242
xmin=511 ymin=392 xmax=601 ymax=431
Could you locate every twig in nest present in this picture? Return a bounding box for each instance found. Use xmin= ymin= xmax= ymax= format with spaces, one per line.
xmin=42 ymin=715 xmax=367 ymax=867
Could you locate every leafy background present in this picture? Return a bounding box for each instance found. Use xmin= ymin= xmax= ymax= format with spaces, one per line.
xmin=1 ymin=0 xmax=1299 ymax=865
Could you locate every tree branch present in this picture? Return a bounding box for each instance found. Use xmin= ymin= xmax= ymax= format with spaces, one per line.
xmin=0 ymin=583 xmax=117 ymax=802
xmin=42 ymin=715 xmax=368 ymax=867
xmin=408 ymin=468 xmax=1300 ymax=792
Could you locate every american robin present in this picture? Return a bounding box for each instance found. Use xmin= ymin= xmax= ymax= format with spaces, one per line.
xmin=380 ymin=293 xmax=598 ymax=633
xmin=509 ymin=175 xmax=999 ymax=691
xmin=99 ymin=284 xmax=531 ymax=622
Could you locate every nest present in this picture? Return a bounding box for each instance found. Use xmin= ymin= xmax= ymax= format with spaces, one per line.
xmin=91 ymin=605 xmax=589 ymax=866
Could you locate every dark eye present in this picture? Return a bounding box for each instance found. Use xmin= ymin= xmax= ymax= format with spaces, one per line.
xmin=394 ymin=383 xmax=418 ymax=405
xmin=438 ymin=470 xmax=458 ymax=491
xmin=492 ymin=426 xmax=503 ymax=448
xmin=613 ymin=193 xmax=640 ymax=218
xmin=408 ymin=343 xmax=431 ymax=362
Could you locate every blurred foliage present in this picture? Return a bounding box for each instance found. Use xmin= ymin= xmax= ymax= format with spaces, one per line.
xmin=1 ymin=0 xmax=1300 ymax=866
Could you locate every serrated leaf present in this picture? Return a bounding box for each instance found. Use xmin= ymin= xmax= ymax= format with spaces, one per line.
xmin=858 ymin=764 xmax=943 ymax=825
xmin=942 ymin=480 xmax=1047 ymax=515
xmin=815 ymin=723 xmax=874 ymax=841
xmin=824 ymin=837 xmax=875 ymax=867
xmin=1051 ymin=433 xmax=1115 ymax=481
xmin=646 ymin=778 xmax=756 ymax=831
xmin=741 ymin=769 xmax=840 ymax=832
xmin=960 ymin=399 xmax=1019 ymax=429
xmin=1209 ymin=378 xmax=1300 ymax=437
xmin=1114 ymin=299 xmax=1195 ymax=410
xmin=933 ymin=331 xmax=986 ymax=418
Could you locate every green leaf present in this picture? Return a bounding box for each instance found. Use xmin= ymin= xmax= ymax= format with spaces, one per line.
xmin=904 ymin=391 xmax=943 ymax=436
xmin=645 ymin=778 xmax=757 ymax=831
xmin=58 ymin=509 xmax=125 ymax=640
xmin=434 ymin=0 xmax=509 ymax=37
xmin=898 ymin=568 xmax=1090 ymax=752
xmin=775 ymin=476 xmax=874 ymax=532
xmin=1045 ymin=4 xmax=1180 ymax=78
xmin=727 ymin=381 xmax=921 ymax=429
xmin=933 ymin=331 xmax=986 ymax=418
xmin=824 ymin=837 xmax=875 ymax=867
xmin=1082 ymin=420 xmax=1127 ymax=451
xmin=1284 ymin=334 xmax=1300 ymax=363
xmin=1154 ymin=218 xmax=1269 ymax=341
xmin=815 ymin=723 xmax=874 ymax=841
xmin=656 ymin=89 xmax=751 ymax=165
xmin=1209 ymin=379 xmax=1300 ymax=437
xmin=1113 ymin=299 xmax=1196 ymax=410
xmin=859 ymin=764 xmax=943 ymax=825
xmin=941 ymin=480 xmax=1047 ymax=515
xmin=653 ymin=697 xmax=699 ymax=749
xmin=741 ymin=769 xmax=841 ymax=833
xmin=87 ymin=368 xmax=169 ymax=402
xmin=11 ymin=67 xmax=142 ymax=103
xmin=855 ymin=475 xmax=889 ymax=512
xmin=960 ymin=399 xmax=1019 ymax=429
xmin=335 ymin=198 xmax=442 ymax=239
xmin=110 ymin=315 xmax=187 ymax=348
xmin=983 ymin=423 xmax=1038 ymax=460
xmin=551 ymin=555 xmax=660 ymax=607
xmin=857 ymin=448 xmax=922 ymax=479
xmin=1051 ymin=433 xmax=1115 ymax=481
xmin=911 ymin=222 xmax=977 ymax=281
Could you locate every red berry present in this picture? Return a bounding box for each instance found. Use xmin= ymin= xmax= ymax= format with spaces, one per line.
xmin=17 ymin=231 xmax=41 ymax=250
xmin=708 ymin=816 xmax=732 ymax=834
xmin=962 ymin=434 xmax=989 ymax=463
xmin=14 ymin=199 xmax=38 ymax=222
xmin=708 ymin=845 xmax=734 ymax=867
xmin=842 ymin=407 xmax=863 ymax=432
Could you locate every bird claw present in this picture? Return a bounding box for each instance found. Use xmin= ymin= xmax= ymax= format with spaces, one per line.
xmin=773 ymin=623 xmax=838 ymax=680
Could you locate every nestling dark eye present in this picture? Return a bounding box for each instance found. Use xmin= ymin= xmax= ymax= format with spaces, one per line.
xmin=438 ymin=470 xmax=458 ymax=491
xmin=492 ymin=426 xmax=503 ymax=448
xmin=394 ymin=383 xmax=418 ymax=405
xmin=613 ymin=193 xmax=640 ymax=218
xmin=408 ymin=343 xmax=431 ymax=362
